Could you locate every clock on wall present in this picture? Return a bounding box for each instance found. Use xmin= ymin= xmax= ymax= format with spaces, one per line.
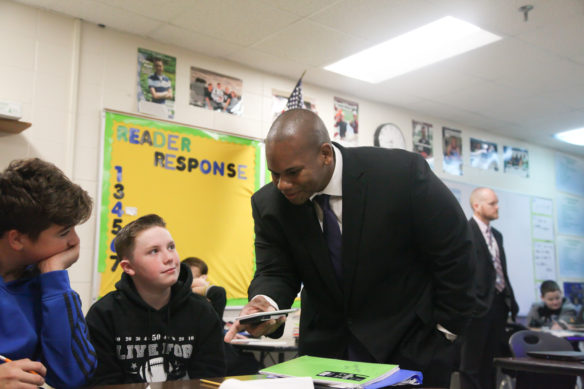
xmin=373 ymin=123 xmax=406 ymax=149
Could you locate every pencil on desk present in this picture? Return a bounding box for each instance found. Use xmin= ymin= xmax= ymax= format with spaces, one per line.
xmin=0 ymin=354 xmax=40 ymax=375
xmin=200 ymin=378 xmax=221 ymax=387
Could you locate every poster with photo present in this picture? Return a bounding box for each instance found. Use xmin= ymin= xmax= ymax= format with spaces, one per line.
xmin=271 ymin=91 xmax=316 ymax=123
xmin=137 ymin=48 xmax=176 ymax=119
xmin=470 ymin=138 xmax=499 ymax=171
xmin=503 ymin=146 xmax=529 ymax=178
xmin=190 ymin=67 xmax=243 ymax=115
xmin=412 ymin=120 xmax=433 ymax=168
xmin=564 ymin=282 xmax=584 ymax=307
xmin=333 ymin=97 xmax=359 ymax=147
xmin=442 ymin=127 xmax=462 ymax=176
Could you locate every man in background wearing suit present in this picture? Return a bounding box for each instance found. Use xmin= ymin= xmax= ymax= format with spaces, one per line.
xmin=460 ymin=187 xmax=518 ymax=389
xmin=225 ymin=109 xmax=476 ymax=386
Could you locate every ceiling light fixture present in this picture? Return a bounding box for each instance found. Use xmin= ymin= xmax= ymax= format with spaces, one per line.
xmin=554 ymin=128 xmax=584 ymax=146
xmin=324 ymin=16 xmax=501 ymax=83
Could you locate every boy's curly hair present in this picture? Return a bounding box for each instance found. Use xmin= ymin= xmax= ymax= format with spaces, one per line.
xmin=0 ymin=158 xmax=92 ymax=240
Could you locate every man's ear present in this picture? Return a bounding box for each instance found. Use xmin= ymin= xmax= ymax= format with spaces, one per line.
xmin=120 ymin=258 xmax=135 ymax=276
xmin=6 ymin=229 xmax=27 ymax=251
xmin=320 ymin=143 xmax=334 ymax=166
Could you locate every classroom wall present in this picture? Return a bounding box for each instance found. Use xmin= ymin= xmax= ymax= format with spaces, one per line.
xmin=0 ymin=1 xmax=581 ymax=314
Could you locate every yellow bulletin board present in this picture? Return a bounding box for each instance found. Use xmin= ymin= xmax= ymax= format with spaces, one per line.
xmin=95 ymin=110 xmax=264 ymax=305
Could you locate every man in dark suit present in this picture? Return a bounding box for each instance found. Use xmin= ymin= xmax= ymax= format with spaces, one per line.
xmin=225 ymin=109 xmax=476 ymax=386
xmin=460 ymin=187 xmax=518 ymax=389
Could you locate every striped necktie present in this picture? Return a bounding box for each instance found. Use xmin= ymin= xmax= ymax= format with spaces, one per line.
xmin=486 ymin=226 xmax=506 ymax=292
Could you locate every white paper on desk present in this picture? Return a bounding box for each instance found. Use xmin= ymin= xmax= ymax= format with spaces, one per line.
xmin=219 ymin=377 xmax=313 ymax=389
xmin=230 ymin=339 xmax=289 ymax=346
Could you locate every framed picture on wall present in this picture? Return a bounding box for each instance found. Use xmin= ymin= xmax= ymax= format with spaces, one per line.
xmin=470 ymin=137 xmax=499 ymax=171
xmin=442 ymin=127 xmax=462 ymax=176
xmin=333 ymin=97 xmax=359 ymax=147
xmin=504 ymin=146 xmax=529 ymax=178
xmin=190 ymin=67 xmax=243 ymax=115
xmin=412 ymin=120 xmax=433 ymax=168
xmin=137 ymin=48 xmax=176 ymax=119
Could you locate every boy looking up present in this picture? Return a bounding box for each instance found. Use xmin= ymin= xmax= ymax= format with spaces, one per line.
xmin=0 ymin=158 xmax=97 ymax=389
xmin=86 ymin=214 xmax=225 ymax=385
xmin=526 ymin=280 xmax=578 ymax=329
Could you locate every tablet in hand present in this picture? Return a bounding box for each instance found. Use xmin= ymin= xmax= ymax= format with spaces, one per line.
xmin=235 ymin=308 xmax=298 ymax=325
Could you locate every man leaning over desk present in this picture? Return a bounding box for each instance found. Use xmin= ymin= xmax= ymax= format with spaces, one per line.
xmin=225 ymin=109 xmax=476 ymax=387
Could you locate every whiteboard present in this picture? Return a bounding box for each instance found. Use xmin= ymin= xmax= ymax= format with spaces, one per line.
xmin=444 ymin=180 xmax=541 ymax=316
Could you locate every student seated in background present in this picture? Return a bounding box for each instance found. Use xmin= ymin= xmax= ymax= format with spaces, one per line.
xmin=526 ymin=280 xmax=578 ymax=329
xmin=85 ymin=214 xmax=225 ymax=385
xmin=183 ymin=256 xmax=227 ymax=323
xmin=0 ymin=158 xmax=97 ymax=389
xmin=183 ymin=256 xmax=261 ymax=375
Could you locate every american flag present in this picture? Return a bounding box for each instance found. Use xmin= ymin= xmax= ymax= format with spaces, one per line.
xmin=286 ymin=73 xmax=305 ymax=110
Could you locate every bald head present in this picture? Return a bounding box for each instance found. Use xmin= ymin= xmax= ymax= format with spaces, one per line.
xmin=264 ymin=109 xmax=335 ymax=205
xmin=470 ymin=187 xmax=499 ymax=224
xmin=267 ymin=109 xmax=330 ymax=152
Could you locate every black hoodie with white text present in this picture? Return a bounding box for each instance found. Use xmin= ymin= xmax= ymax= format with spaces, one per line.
xmin=86 ymin=262 xmax=225 ymax=385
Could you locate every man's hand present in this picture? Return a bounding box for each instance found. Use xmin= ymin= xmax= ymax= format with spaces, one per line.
xmin=224 ymin=296 xmax=286 ymax=342
xmin=0 ymin=359 xmax=46 ymax=389
xmin=37 ymin=243 xmax=80 ymax=273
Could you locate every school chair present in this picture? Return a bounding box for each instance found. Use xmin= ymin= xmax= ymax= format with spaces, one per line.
xmin=508 ymin=330 xmax=576 ymax=389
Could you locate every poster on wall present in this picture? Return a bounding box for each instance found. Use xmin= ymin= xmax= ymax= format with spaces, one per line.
xmin=470 ymin=137 xmax=499 ymax=171
xmin=555 ymin=153 xmax=584 ymax=197
xmin=503 ymin=146 xmax=529 ymax=178
xmin=137 ymin=48 xmax=176 ymax=119
xmin=412 ymin=120 xmax=433 ymax=168
xmin=333 ymin=97 xmax=359 ymax=147
xmin=271 ymin=90 xmax=317 ymax=123
xmin=564 ymin=282 xmax=584 ymax=307
xmin=189 ymin=67 xmax=243 ymax=115
xmin=442 ymin=127 xmax=462 ymax=176
xmin=96 ymin=111 xmax=263 ymax=305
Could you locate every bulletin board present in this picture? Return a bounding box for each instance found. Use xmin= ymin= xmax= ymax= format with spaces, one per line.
xmin=95 ymin=110 xmax=264 ymax=305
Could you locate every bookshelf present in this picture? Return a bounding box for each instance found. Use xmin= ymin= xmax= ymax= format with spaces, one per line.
xmin=0 ymin=118 xmax=31 ymax=133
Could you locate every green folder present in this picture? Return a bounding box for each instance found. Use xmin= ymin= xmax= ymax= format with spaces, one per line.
xmin=259 ymin=355 xmax=400 ymax=388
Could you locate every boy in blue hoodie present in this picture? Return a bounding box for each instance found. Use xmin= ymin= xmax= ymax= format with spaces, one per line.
xmin=86 ymin=214 xmax=225 ymax=385
xmin=0 ymin=158 xmax=97 ymax=388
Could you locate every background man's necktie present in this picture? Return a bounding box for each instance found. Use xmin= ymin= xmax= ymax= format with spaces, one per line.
xmin=486 ymin=226 xmax=505 ymax=292
xmin=314 ymin=194 xmax=342 ymax=282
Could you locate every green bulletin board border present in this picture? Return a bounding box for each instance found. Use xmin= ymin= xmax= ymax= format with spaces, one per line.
xmin=97 ymin=110 xmax=265 ymax=306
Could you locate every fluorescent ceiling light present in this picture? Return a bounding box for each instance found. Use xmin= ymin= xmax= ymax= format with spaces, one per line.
xmin=324 ymin=16 xmax=501 ymax=83
xmin=555 ymin=128 xmax=584 ymax=146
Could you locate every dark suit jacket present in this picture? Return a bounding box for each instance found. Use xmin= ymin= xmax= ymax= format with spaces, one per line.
xmin=249 ymin=144 xmax=476 ymax=370
xmin=468 ymin=218 xmax=518 ymax=319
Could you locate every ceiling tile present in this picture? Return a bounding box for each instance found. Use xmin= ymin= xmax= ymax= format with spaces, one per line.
xmin=153 ymin=24 xmax=242 ymax=59
xmin=169 ymin=0 xmax=300 ymax=47
xmin=309 ymin=0 xmax=443 ymax=42
xmin=252 ymin=19 xmax=370 ymax=67
xmin=259 ymin=0 xmax=341 ymax=18
xmin=225 ymin=48 xmax=309 ymax=81
xmin=517 ymin=15 xmax=584 ymax=63
xmin=96 ymin=0 xmax=196 ymax=22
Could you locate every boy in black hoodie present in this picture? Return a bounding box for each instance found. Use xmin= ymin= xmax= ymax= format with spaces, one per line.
xmin=86 ymin=214 xmax=225 ymax=384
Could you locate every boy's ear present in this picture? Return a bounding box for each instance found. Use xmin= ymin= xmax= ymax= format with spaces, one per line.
xmin=120 ymin=258 xmax=135 ymax=276
xmin=201 ymin=274 xmax=208 ymax=280
xmin=6 ymin=229 xmax=27 ymax=251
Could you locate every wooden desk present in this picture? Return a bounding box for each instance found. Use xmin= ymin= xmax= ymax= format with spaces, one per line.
xmin=494 ymin=356 xmax=584 ymax=377
xmin=87 ymin=375 xmax=263 ymax=388
xmin=89 ymin=375 xmax=442 ymax=389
